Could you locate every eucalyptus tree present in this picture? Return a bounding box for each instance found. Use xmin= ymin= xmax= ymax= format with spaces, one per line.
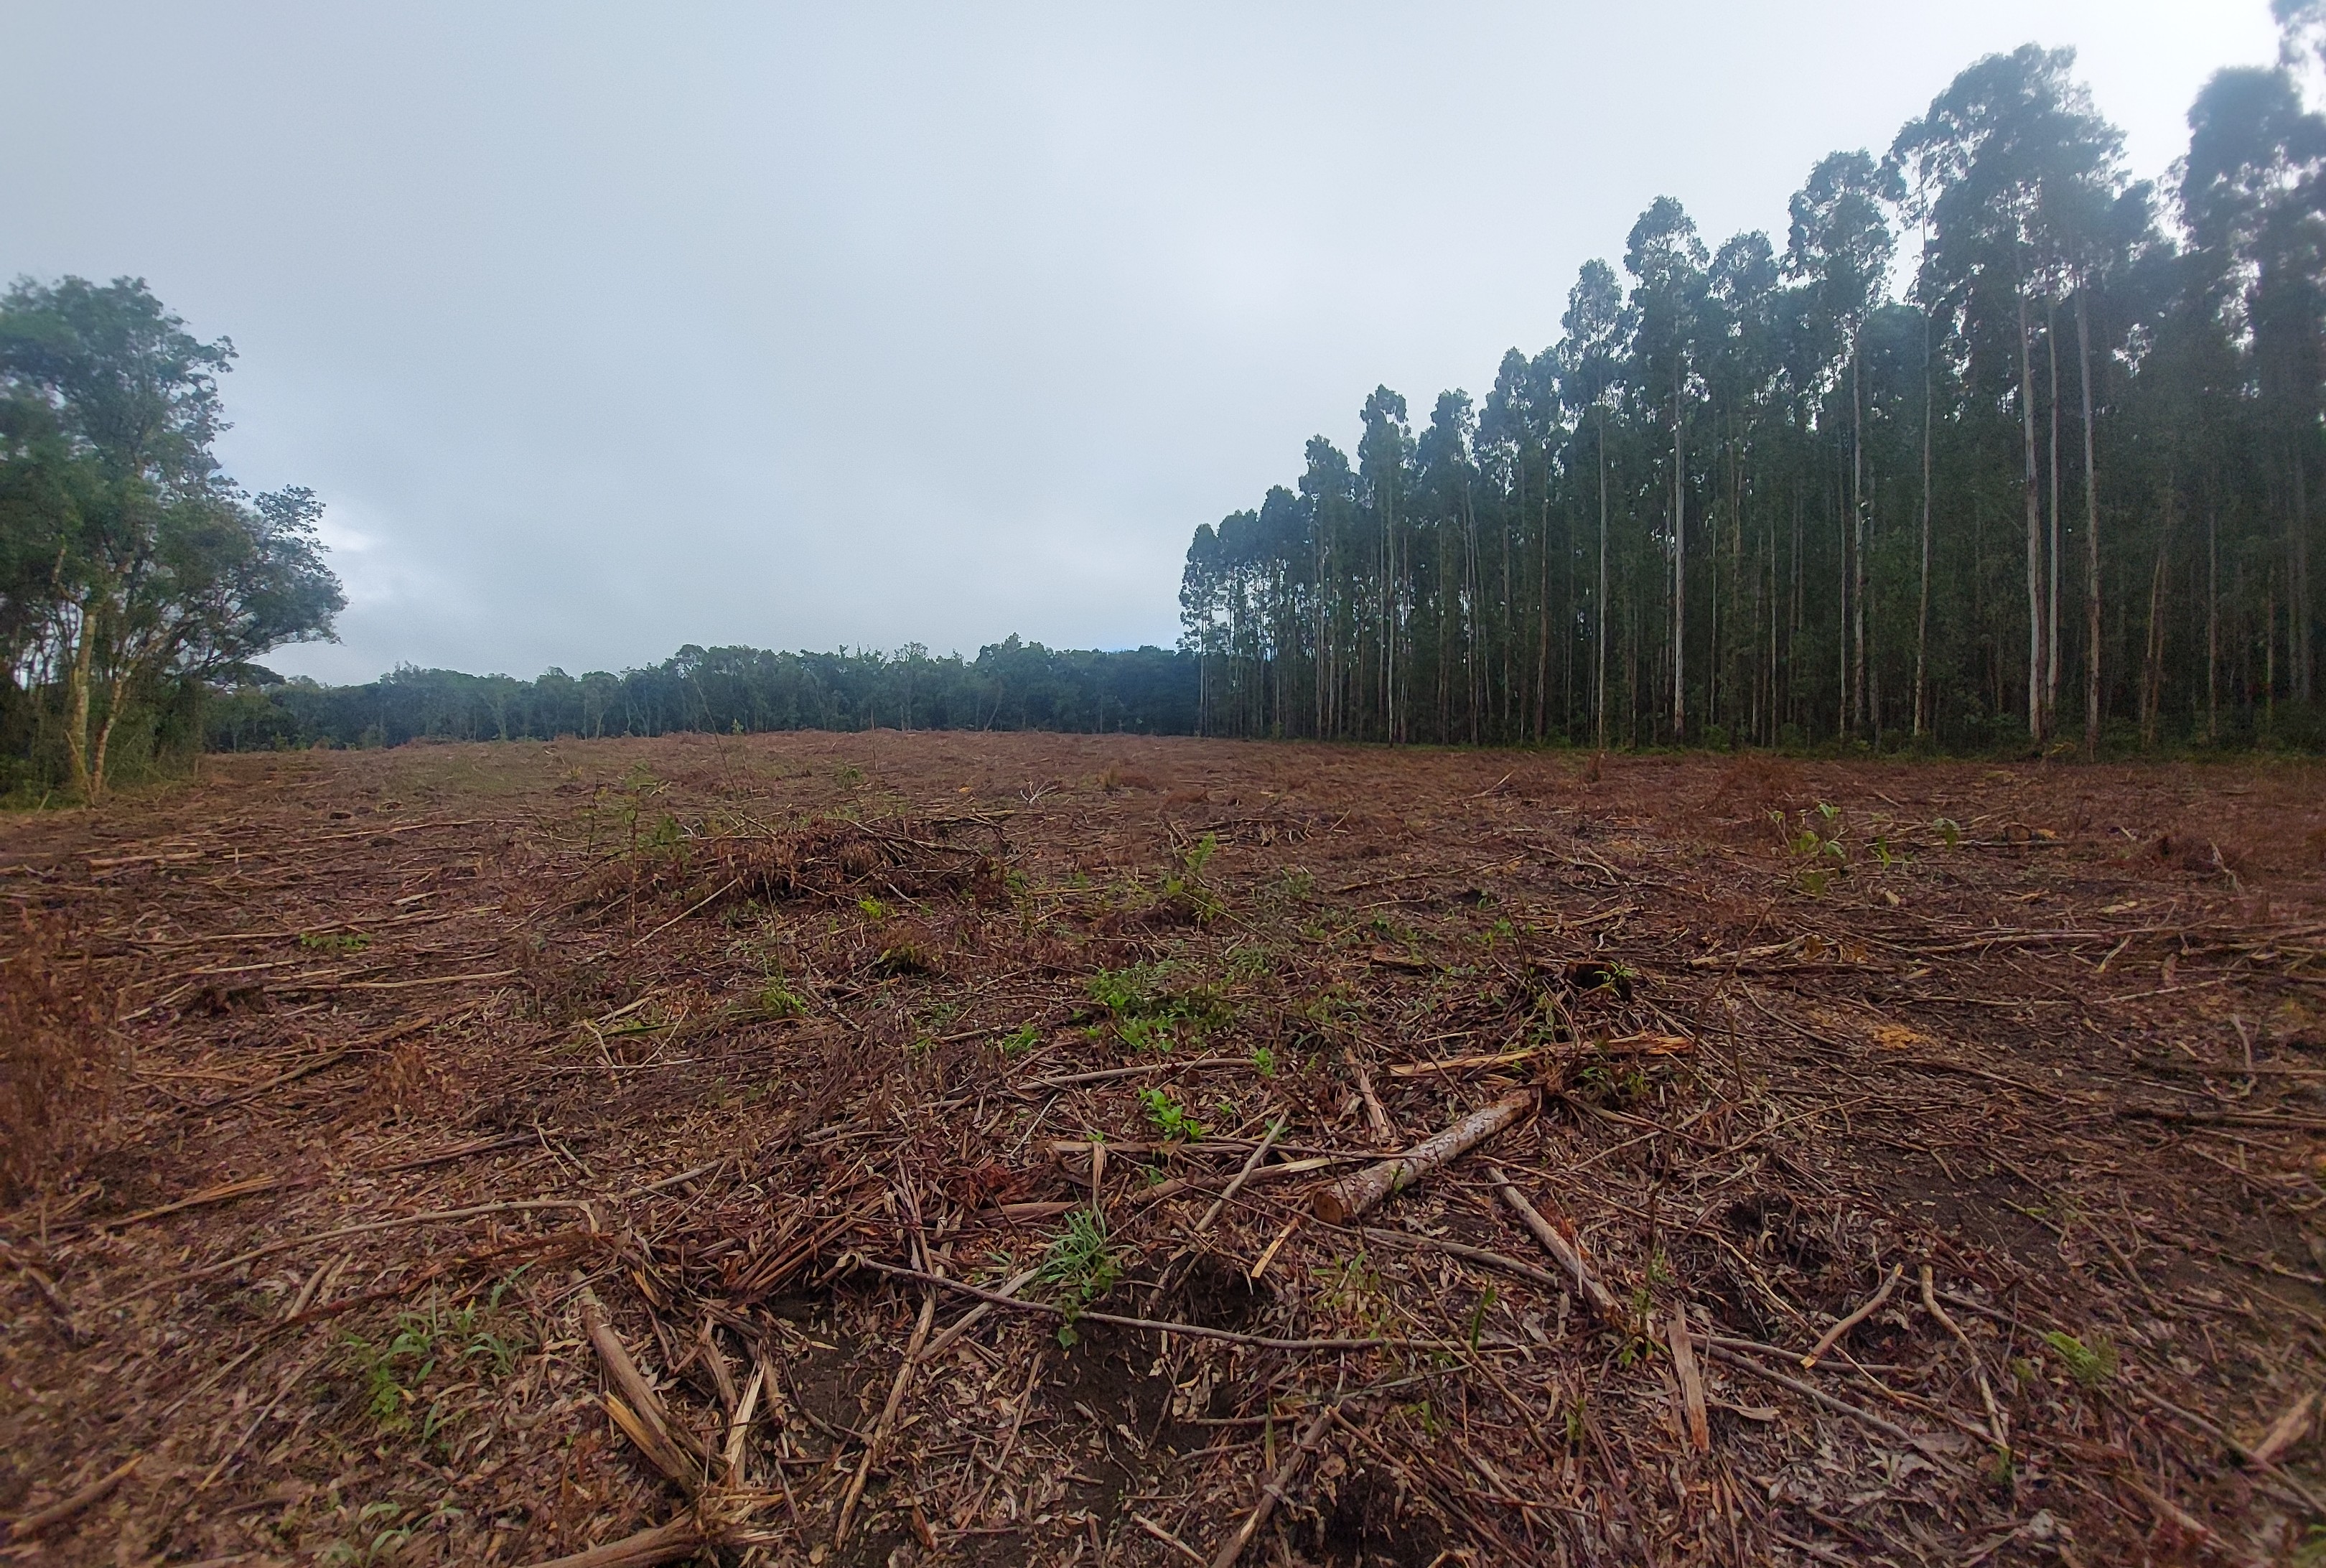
xmin=1895 ymin=47 xmax=2122 ymax=741
xmin=1556 ymin=259 xmax=1627 ymax=747
xmin=1358 ymin=386 xmax=1413 ymax=739
xmin=1172 ymin=37 xmax=2322 ymax=753
xmin=1480 ymin=346 xmax=1562 ymax=737
xmin=1622 ymin=200 xmax=1709 ymax=737
xmin=1785 ymin=151 xmax=1901 ymax=736
xmin=2183 ymin=65 xmax=2326 ymax=709
xmin=1704 ymin=230 xmax=1785 ymax=738
xmin=1298 ymin=437 xmax=1358 ymax=736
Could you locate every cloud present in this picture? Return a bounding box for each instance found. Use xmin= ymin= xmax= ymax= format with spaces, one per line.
xmin=1 ymin=1 xmax=2279 ymax=682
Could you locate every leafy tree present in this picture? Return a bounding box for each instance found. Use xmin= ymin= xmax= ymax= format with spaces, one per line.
xmin=0 ymin=277 xmax=342 ymax=798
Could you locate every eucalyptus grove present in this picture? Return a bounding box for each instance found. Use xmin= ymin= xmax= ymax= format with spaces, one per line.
xmin=1180 ymin=42 xmax=2326 ymax=751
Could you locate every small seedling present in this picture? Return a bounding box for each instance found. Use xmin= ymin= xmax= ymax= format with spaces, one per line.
xmin=1250 ymin=1045 xmax=1277 ymax=1078
xmin=1139 ymin=1087 xmax=1207 ymax=1141
xmin=299 ymin=930 xmax=371 ymax=953
xmin=1037 ymin=1207 xmax=1121 ymax=1341
xmin=2042 ymin=1329 xmax=2117 ymax=1386
xmin=856 ymin=895 xmax=889 ymax=921
xmin=755 ymin=981 xmax=805 ymax=1017
xmin=998 ymin=1024 xmax=1040 ymax=1056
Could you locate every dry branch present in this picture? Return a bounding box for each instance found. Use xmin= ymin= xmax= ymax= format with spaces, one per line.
xmin=835 ymin=1287 xmax=936 ymax=1543
xmin=1311 ymin=1089 xmax=1535 ymax=1224
xmin=1486 ymin=1165 xmax=1620 ymax=1322
xmin=1207 ymin=1401 xmax=1337 ymax=1567
xmin=1802 ymin=1263 xmax=1903 ymax=1370
xmin=2 ymin=1454 xmax=141 ymax=1543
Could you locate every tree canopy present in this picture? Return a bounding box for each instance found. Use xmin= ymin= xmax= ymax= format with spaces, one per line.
xmin=1 ymin=276 xmax=343 ymax=797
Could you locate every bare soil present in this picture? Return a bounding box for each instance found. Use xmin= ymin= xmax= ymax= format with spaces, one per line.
xmin=3 ymin=733 xmax=2325 ymax=1567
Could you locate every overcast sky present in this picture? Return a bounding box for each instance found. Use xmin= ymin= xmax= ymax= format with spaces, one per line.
xmin=4 ymin=1 xmax=2283 ymax=683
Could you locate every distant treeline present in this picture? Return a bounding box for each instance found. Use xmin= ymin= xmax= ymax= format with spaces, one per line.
xmin=205 ymin=638 xmax=1199 ymax=750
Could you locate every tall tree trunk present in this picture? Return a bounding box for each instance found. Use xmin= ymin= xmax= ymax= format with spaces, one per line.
xmin=2141 ymin=480 xmax=2172 ymax=750
xmin=2206 ymin=487 xmax=2220 ymax=745
xmin=2078 ymin=286 xmax=2102 ymax=756
xmin=63 ymin=599 xmax=96 ymax=801
xmin=89 ymin=666 xmax=131 ymax=803
xmin=2019 ymin=288 xmax=2047 ymax=742
xmin=1536 ymin=471 xmax=1551 ymax=742
xmin=1851 ymin=346 xmax=1867 ymax=737
xmin=1915 ymin=307 xmax=1934 ymax=741
xmin=2045 ymin=297 xmax=2063 ymax=733
xmin=2294 ymin=447 xmax=2314 ymax=704
xmin=1671 ymin=355 xmax=1686 ymax=738
xmin=1837 ymin=466 xmax=1849 ymax=740
xmin=1596 ymin=410 xmax=1610 ymax=751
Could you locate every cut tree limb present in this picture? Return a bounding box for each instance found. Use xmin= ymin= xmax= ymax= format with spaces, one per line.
xmin=1312 ymin=1090 xmax=1535 ymax=1224
xmin=521 ymin=1517 xmax=709 ymax=1568
xmin=1486 ymin=1165 xmax=1620 ymax=1322
xmin=1669 ymin=1304 xmax=1711 ymax=1453
xmin=573 ymin=1272 xmax=708 ymax=1489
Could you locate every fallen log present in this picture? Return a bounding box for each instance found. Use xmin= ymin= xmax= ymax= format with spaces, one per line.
xmin=1310 ymin=1089 xmax=1536 ymax=1225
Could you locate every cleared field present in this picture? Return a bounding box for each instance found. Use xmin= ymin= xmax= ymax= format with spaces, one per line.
xmin=4 ymin=734 xmax=2324 ymax=1566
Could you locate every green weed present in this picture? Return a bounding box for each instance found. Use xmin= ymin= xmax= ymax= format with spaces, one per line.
xmin=1036 ymin=1208 xmax=1121 ymax=1341
xmin=1161 ymin=832 xmax=1224 ymax=920
xmin=998 ymin=1024 xmax=1041 ymax=1056
xmin=1086 ymin=963 xmax=1230 ymax=1053
xmin=299 ymin=930 xmax=371 ymax=953
xmin=1138 ymin=1088 xmax=1207 ymax=1142
xmin=2042 ymin=1330 xmax=2118 ymax=1386
xmin=754 ymin=981 xmax=806 ymax=1017
xmin=342 ymin=1279 xmax=531 ymax=1453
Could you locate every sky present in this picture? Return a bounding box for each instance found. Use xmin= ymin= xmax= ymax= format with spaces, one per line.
xmin=1 ymin=1 xmax=2285 ymax=683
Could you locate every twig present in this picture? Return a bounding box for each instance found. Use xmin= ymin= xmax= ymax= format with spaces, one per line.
xmin=106 ymin=1198 xmax=600 ymax=1306
xmin=1352 ymin=1226 xmax=1569 ymax=1294
xmin=1208 ymin=1401 xmax=1337 ymax=1567
xmin=961 ymin=1350 xmax=1044 ymax=1526
xmin=1706 ymin=1346 xmax=1925 ymax=1447
xmin=1021 ymin=1057 xmax=1251 ymax=1091
xmin=197 ymin=1345 xmax=329 ymax=1491
xmin=1802 ymin=1263 xmax=1902 ymax=1369
xmin=920 ymin=1264 xmax=1040 ymax=1362
xmin=1136 ymin=1513 xmax=1208 ymax=1564
xmin=1196 ymin=1119 xmax=1281 ymax=1234
xmin=835 ymin=1287 xmax=936 ymax=1542
xmin=2 ymin=1454 xmax=141 ymax=1542
xmin=1920 ymin=1265 xmax=2005 ymax=1446
xmin=1485 ymin=1165 xmax=1620 ymax=1322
